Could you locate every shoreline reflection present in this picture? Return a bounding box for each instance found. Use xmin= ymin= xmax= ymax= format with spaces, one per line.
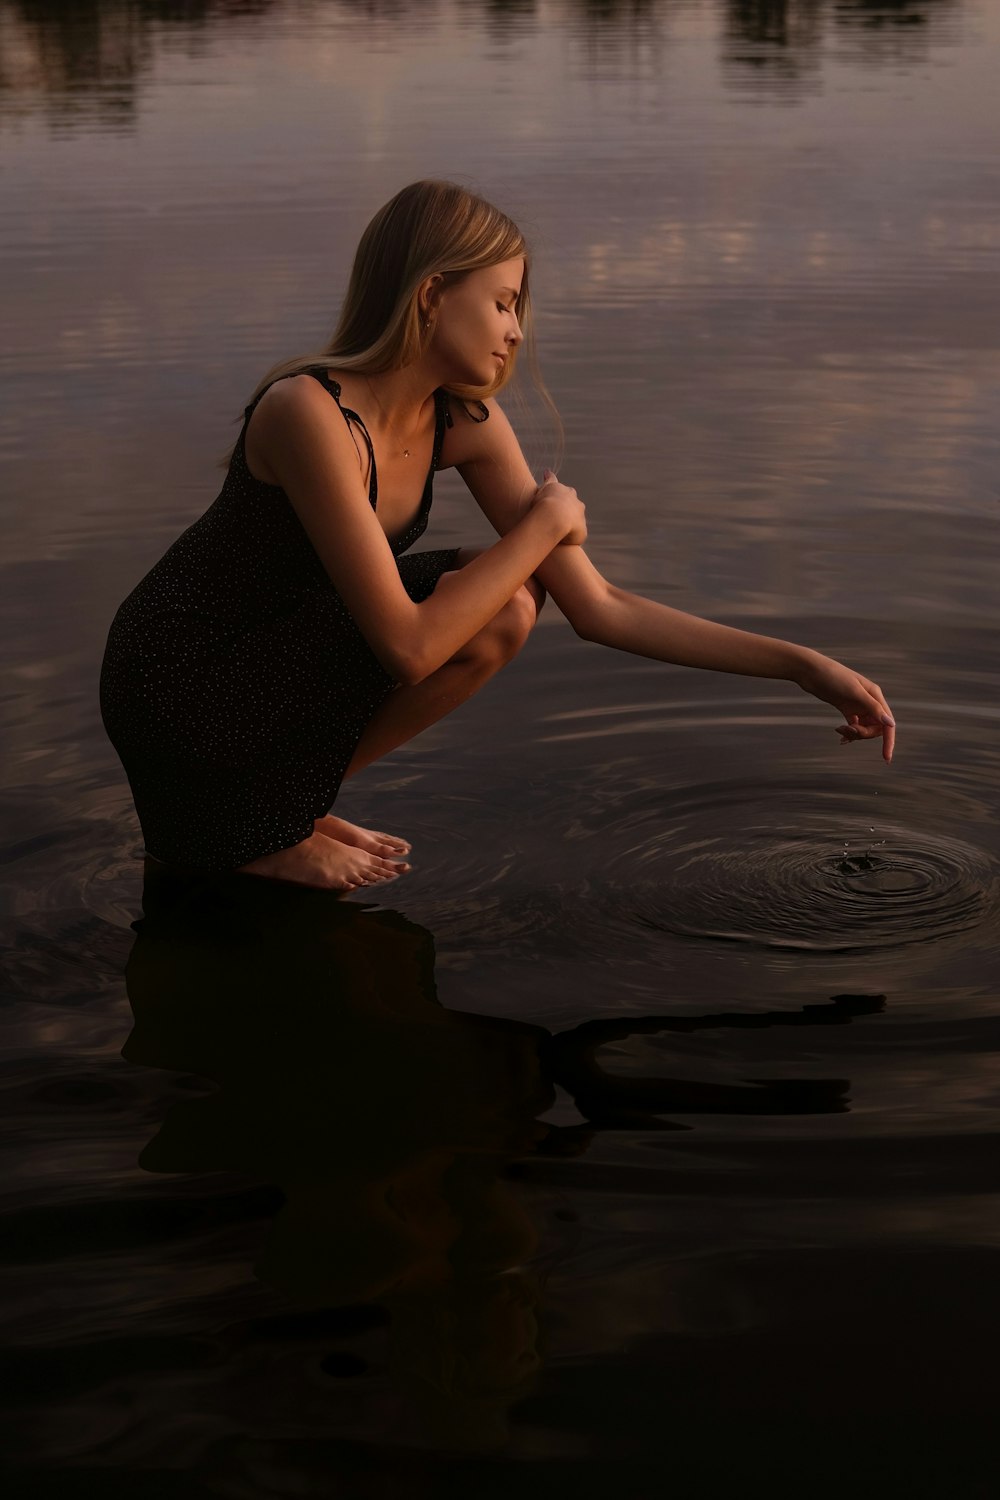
xmin=0 ymin=0 xmax=966 ymax=134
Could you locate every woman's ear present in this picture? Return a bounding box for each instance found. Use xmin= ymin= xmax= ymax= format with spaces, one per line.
xmin=418 ymin=272 xmax=445 ymax=321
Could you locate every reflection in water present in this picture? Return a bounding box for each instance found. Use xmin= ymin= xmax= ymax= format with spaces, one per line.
xmin=469 ymin=0 xmax=538 ymax=21
xmin=721 ymin=0 xmax=826 ymax=93
xmin=124 ymin=865 xmax=554 ymax=1449
xmin=0 ymin=0 xmax=274 ymax=130
xmin=123 ymin=863 xmax=875 ymax=1448
xmin=0 ymin=0 xmax=968 ymax=133
xmin=720 ymin=0 xmax=962 ymax=93
xmin=830 ymin=0 xmax=965 ymax=80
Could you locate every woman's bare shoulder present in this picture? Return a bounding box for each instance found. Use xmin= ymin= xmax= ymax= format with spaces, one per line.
xmin=439 ymin=394 xmax=518 ymax=469
xmin=253 ymin=369 xmax=335 ymax=420
xmin=246 ymin=371 xmax=356 ymax=486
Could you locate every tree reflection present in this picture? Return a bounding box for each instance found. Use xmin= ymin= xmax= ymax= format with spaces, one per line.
xmin=0 ymin=0 xmax=280 ymax=129
xmin=560 ymin=0 xmax=658 ymax=20
xmin=0 ymin=0 xmax=966 ymax=128
xmin=456 ymin=0 xmax=537 ymax=36
xmin=720 ymin=0 xmax=962 ymax=95
xmin=833 ymin=0 xmax=962 ymax=67
xmin=122 ymin=861 xmax=881 ymax=1449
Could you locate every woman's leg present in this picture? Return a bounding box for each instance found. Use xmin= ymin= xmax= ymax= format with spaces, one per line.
xmin=339 ymin=554 xmax=544 ymax=780
xmin=243 ymin=555 xmax=544 ymax=890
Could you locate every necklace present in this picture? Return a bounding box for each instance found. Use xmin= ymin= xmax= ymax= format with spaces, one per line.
xmin=366 ymin=377 xmax=420 ymax=459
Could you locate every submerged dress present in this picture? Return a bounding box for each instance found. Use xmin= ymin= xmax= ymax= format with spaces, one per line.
xmin=100 ymin=368 xmax=474 ymax=870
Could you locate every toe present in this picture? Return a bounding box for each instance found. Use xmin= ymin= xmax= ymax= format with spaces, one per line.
xmin=378 ymin=836 xmax=411 ymax=855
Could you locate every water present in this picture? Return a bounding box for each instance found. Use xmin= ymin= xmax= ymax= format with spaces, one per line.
xmin=2 ymin=1 xmax=1000 ymax=1493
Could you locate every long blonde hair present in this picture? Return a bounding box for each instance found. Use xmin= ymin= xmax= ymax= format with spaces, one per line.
xmin=245 ymin=180 xmax=539 ymax=409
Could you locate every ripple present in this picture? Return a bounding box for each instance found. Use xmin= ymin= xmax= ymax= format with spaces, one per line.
xmin=601 ymin=783 xmax=999 ymax=953
xmin=365 ymin=747 xmax=1000 ymax=969
xmin=0 ymin=791 xmax=142 ymax=1013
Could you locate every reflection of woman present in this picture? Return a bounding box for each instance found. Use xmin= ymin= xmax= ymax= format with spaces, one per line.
xmin=124 ymin=865 xmax=555 ymax=1448
xmin=100 ymin=179 xmax=896 ymax=892
xmin=124 ymin=866 xmax=872 ymax=1449
xmin=123 ymin=866 xmax=554 ymax=1296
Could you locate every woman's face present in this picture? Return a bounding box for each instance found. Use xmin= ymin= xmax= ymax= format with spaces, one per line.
xmin=428 ymin=257 xmax=525 ymax=387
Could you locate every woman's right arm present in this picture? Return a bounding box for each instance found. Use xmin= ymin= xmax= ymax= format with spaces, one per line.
xmin=249 ymin=377 xmax=582 ymax=685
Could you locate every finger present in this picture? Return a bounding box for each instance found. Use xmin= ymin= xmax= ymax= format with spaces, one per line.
xmin=881 ymin=719 xmax=895 ymax=764
xmin=856 ymin=685 xmax=895 ymax=728
xmin=873 ymin=694 xmax=896 ymax=765
xmin=836 ymin=718 xmax=895 ymax=761
xmin=855 ymin=687 xmax=896 ymax=764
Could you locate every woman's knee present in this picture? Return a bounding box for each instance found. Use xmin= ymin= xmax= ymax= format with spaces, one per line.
xmin=522 ymin=572 xmax=546 ymax=617
xmin=471 ymin=581 xmax=544 ymax=667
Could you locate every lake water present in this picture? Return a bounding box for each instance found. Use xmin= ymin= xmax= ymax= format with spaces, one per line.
xmin=3 ymin=0 xmax=1000 ymax=1493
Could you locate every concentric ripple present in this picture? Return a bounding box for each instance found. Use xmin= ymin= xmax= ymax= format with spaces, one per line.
xmin=603 ymin=785 xmax=999 ymax=953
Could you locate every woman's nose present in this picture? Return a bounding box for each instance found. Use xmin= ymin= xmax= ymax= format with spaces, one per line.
xmin=507 ymin=316 xmax=524 ymax=346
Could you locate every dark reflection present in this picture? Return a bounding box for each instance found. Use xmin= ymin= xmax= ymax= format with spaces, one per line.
xmin=544 ymin=992 xmax=879 ymax=1134
xmin=570 ymin=0 xmax=658 ymax=19
xmin=122 ymin=863 xmax=879 ymax=1447
xmin=334 ymin=0 xmax=444 ymax=23
xmin=0 ymin=0 xmax=280 ymax=130
xmin=721 ymin=0 xmax=961 ymax=94
xmin=123 ymin=864 xmax=555 ymax=1449
xmin=836 ymin=0 xmax=952 ymax=28
xmin=457 ymin=0 xmax=538 ymax=38
xmin=561 ymin=0 xmax=665 ymax=70
xmin=833 ymin=0 xmax=963 ymax=67
xmin=724 ymin=0 xmax=825 ymax=56
xmin=0 ymin=0 xmax=968 ymax=132
xmin=720 ymin=1 xmax=821 ymax=100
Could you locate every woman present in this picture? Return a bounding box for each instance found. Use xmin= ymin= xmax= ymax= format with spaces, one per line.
xmin=100 ymin=180 xmax=895 ymax=893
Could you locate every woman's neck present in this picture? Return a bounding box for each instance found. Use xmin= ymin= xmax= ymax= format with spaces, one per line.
xmin=359 ymin=364 xmax=437 ymax=428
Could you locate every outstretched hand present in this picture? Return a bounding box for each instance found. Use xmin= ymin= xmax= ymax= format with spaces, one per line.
xmin=795 ymin=653 xmax=896 ymax=763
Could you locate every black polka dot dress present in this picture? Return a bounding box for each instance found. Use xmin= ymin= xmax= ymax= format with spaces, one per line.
xmin=99 ymin=369 xmax=464 ymax=870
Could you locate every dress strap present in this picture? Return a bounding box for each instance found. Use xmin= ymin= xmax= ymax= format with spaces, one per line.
xmin=303 ymin=368 xmax=378 ymax=508
xmin=440 ymin=392 xmax=490 ymax=431
xmin=431 ymin=389 xmax=449 ymax=470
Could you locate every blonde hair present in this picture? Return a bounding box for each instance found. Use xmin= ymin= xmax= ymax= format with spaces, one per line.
xmin=245 ymin=180 xmax=539 ymax=408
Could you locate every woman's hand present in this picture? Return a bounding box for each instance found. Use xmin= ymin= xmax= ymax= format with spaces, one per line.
xmin=794 ymin=651 xmax=896 ymax=763
xmin=532 ymin=469 xmax=587 ymax=546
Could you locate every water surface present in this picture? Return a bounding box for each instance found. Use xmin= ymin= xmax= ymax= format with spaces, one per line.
xmin=2 ymin=1 xmax=999 ymax=1493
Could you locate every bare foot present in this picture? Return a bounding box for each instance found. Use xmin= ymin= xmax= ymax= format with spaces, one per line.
xmin=314 ymin=813 xmax=412 ymax=860
xmin=237 ymin=832 xmax=408 ymax=892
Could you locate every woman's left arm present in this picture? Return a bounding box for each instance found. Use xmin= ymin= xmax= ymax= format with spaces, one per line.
xmin=563 ymin=586 xmax=896 ymax=762
xmin=455 ymin=402 xmax=896 ymax=763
